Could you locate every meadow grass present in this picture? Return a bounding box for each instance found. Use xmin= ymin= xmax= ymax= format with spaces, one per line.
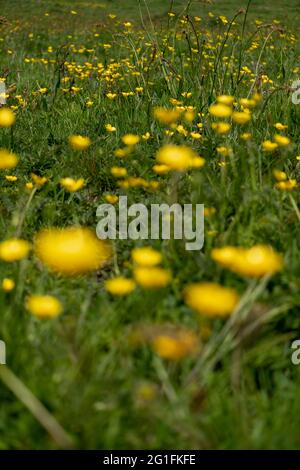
xmin=0 ymin=0 xmax=300 ymax=450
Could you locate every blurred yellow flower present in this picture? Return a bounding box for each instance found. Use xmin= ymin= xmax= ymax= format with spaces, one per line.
xmin=153 ymin=107 xmax=181 ymax=125
xmin=111 ymin=166 xmax=127 ymax=177
xmin=105 ymin=276 xmax=136 ymax=296
xmin=262 ymin=140 xmax=278 ymax=152
xmin=0 ymin=239 xmax=30 ymax=262
xmin=275 ymin=179 xmax=297 ymax=190
xmin=134 ymin=267 xmax=171 ymax=288
xmin=60 ymin=177 xmax=85 ymax=192
xmin=35 ymin=227 xmax=112 ymax=275
xmin=274 ymin=134 xmax=290 ymax=146
xmin=252 ymin=92 xmax=262 ymax=104
xmin=105 ymin=194 xmax=119 ymax=204
xmin=212 ymin=245 xmax=283 ymax=277
xmin=156 ymin=145 xmax=204 ymax=171
xmin=153 ymin=164 xmax=170 ymax=174
xmin=190 ymin=132 xmax=202 ymax=139
xmin=0 ymin=107 xmax=16 ymax=127
xmin=0 ymin=149 xmax=18 ymax=169
xmin=274 ymin=123 xmax=288 ymax=130
xmin=105 ymin=123 xmax=116 ymax=132
xmin=135 ymin=383 xmax=157 ymax=403
xmin=216 ymin=145 xmax=232 ymax=157
xmin=106 ymin=92 xmax=117 ymax=100
xmin=209 ymin=103 xmax=232 ymax=118
xmin=240 ymin=132 xmax=252 ymax=140
xmin=273 ymin=169 xmax=287 ymax=182
xmin=2 ymin=278 xmax=15 ymax=292
xmin=152 ymin=330 xmax=198 ymax=360
xmin=232 ymin=111 xmax=251 ymax=124
xmin=240 ymin=98 xmax=256 ymax=108
xmin=216 ymin=95 xmax=234 ymax=106
xmin=122 ymin=134 xmax=140 ymax=146
xmin=132 ymin=247 xmax=162 ymax=266
xmin=31 ymin=173 xmax=48 ymax=186
xmin=212 ymin=122 xmax=231 ymax=134
xmin=26 ymin=295 xmax=63 ymax=319
xmin=184 ymin=110 xmax=195 ymax=122
xmin=204 ymin=207 xmax=216 ymax=217
xmin=184 ymin=282 xmax=239 ymax=317
xmin=114 ymin=148 xmax=131 ymax=158
xmin=68 ymin=135 xmax=91 ymax=150
xmin=190 ymin=156 xmax=206 ymax=168
xmin=5 ymin=175 xmax=17 ymax=182
xmin=142 ymin=132 xmax=151 ymax=140
xmin=211 ymin=246 xmax=244 ymax=268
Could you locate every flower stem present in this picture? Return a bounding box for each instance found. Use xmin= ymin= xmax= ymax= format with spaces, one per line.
xmin=0 ymin=365 xmax=74 ymax=448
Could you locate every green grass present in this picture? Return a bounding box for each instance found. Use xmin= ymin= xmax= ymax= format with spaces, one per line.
xmin=0 ymin=0 xmax=300 ymax=450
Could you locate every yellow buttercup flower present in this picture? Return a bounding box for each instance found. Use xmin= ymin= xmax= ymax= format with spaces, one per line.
xmin=153 ymin=107 xmax=181 ymax=125
xmin=216 ymin=145 xmax=232 ymax=157
xmin=204 ymin=207 xmax=216 ymax=217
xmin=240 ymin=132 xmax=252 ymax=141
xmin=273 ymin=169 xmax=287 ymax=182
xmin=68 ymin=135 xmax=91 ymax=150
xmin=0 ymin=239 xmax=31 ymax=262
xmin=34 ymin=227 xmax=112 ymax=276
xmin=274 ymin=134 xmax=290 ymax=147
xmin=5 ymin=175 xmax=17 ymax=182
xmin=216 ymin=95 xmax=234 ymax=106
xmin=105 ymin=194 xmax=119 ymax=204
xmin=184 ymin=282 xmax=239 ymax=317
xmin=156 ymin=145 xmax=203 ymax=171
xmin=211 ymin=245 xmax=283 ymax=277
xmin=275 ymin=179 xmax=297 ymax=191
xmin=212 ymin=122 xmax=231 ymax=134
xmin=105 ymin=277 xmax=136 ymax=295
xmin=209 ymin=103 xmax=232 ymax=118
xmin=26 ymin=295 xmax=63 ymax=319
xmin=134 ymin=267 xmax=171 ymax=288
xmin=252 ymin=92 xmax=262 ymax=104
xmin=105 ymin=123 xmax=116 ymax=133
xmin=190 ymin=156 xmax=206 ymax=168
xmin=132 ymin=247 xmax=162 ymax=266
xmin=190 ymin=132 xmax=202 ymax=139
xmin=114 ymin=148 xmax=131 ymax=158
xmin=234 ymin=245 xmax=283 ymax=277
xmin=0 ymin=149 xmax=18 ymax=169
xmin=60 ymin=177 xmax=85 ymax=192
xmin=122 ymin=134 xmax=140 ymax=146
xmin=240 ymin=98 xmax=256 ymax=108
xmin=274 ymin=123 xmax=288 ymax=130
xmin=262 ymin=140 xmax=278 ymax=152
xmin=0 ymin=107 xmax=16 ymax=127
xmin=152 ymin=330 xmax=198 ymax=360
xmin=106 ymin=92 xmax=117 ymax=100
xmin=211 ymin=246 xmax=244 ymax=269
xmin=31 ymin=173 xmax=48 ymax=186
xmin=176 ymin=124 xmax=188 ymax=137
xmin=2 ymin=278 xmax=15 ymax=292
xmin=184 ymin=109 xmax=195 ymax=122
xmin=142 ymin=132 xmax=151 ymax=141
xmin=153 ymin=164 xmax=170 ymax=174
xmin=232 ymin=111 xmax=251 ymax=124
xmin=111 ymin=166 xmax=127 ymax=177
